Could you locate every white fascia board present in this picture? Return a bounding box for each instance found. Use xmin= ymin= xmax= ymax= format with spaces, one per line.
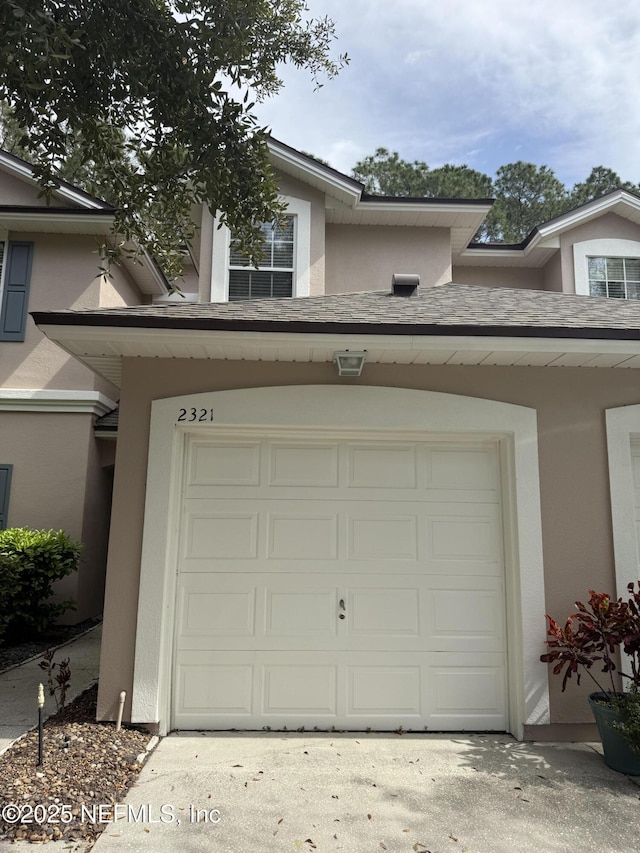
xmin=0 ymin=388 xmax=117 ymax=416
xmin=536 ymin=191 xmax=640 ymax=240
xmin=0 ymin=151 xmax=108 ymax=209
xmin=35 ymin=322 xmax=640 ymax=361
xmin=0 ymin=210 xmax=115 ymax=233
xmin=268 ymin=140 xmax=362 ymax=207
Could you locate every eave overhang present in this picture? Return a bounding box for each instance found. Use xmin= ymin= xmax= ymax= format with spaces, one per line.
xmin=33 ymin=315 xmax=640 ymax=389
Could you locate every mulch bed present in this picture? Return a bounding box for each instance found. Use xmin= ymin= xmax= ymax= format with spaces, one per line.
xmin=0 ymin=684 xmax=155 ymax=847
xmin=0 ymin=624 xmax=157 ymax=848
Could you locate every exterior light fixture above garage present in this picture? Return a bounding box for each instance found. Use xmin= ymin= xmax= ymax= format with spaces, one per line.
xmin=333 ymin=351 xmax=367 ymax=377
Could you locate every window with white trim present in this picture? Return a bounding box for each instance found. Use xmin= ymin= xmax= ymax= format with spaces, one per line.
xmin=210 ymin=195 xmax=311 ymax=302
xmin=228 ymin=216 xmax=295 ymax=301
xmin=588 ymin=256 xmax=640 ymax=299
xmin=574 ymin=238 xmax=640 ymax=298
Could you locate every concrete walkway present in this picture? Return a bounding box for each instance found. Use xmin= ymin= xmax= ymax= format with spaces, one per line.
xmin=90 ymin=730 xmax=640 ymax=853
xmin=0 ymin=624 xmax=101 ymax=754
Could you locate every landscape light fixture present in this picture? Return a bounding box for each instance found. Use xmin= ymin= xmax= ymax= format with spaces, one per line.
xmin=333 ymin=350 xmax=367 ymax=377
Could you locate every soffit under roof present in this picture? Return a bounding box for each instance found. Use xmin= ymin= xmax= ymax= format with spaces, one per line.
xmin=33 ymin=284 xmax=640 ymax=387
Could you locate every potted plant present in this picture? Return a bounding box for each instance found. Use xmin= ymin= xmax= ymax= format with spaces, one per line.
xmin=541 ymin=582 xmax=640 ymax=775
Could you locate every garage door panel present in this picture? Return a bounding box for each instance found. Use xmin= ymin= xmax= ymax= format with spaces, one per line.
xmin=426 ymin=446 xmax=499 ymax=491
xmin=268 ymin=513 xmax=339 ymax=560
xmin=174 ymin=651 xmax=506 ymax=730
xmin=427 ymin=655 xmax=506 ymax=730
xmin=269 ymin=443 xmax=339 ymax=487
xmin=188 ymin=440 xmax=261 ymax=486
xmin=263 ymin=663 xmax=337 ymax=715
xmin=185 ymin=513 xmax=259 ymax=560
xmin=178 ymin=584 xmax=256 ymax=638
xmin=175 ymin=658 xmax=253 ymax=717
xmin=348 ymin=515 xmax=418 ymax=560
xmin=176 ymin=574 xmax=501 ymax=653
xmin=347 ymin=663 xmax=422 ymax=716
xmin=265 ymin=589 xmax=338 ymax=637
xmin=347 ymin=444 xmax=418 ymax=489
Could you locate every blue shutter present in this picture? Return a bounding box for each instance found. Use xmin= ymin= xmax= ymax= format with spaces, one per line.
xmin=0 ymin=464 xmax=12 ymax=530
xmin=0 ymin=242 xmax=34 ymax=342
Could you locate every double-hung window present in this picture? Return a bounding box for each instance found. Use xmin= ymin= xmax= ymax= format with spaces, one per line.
xmin=588 ymin=256 xmax=640 ymax=299
xmin=228 ymin=216 xmax=295 ymax=301
xmin=210 ymin=195 xmax=311 ymax=302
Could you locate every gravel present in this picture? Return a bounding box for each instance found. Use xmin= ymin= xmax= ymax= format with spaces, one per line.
xmin=0 ymin=685 xmax=156 ymax=848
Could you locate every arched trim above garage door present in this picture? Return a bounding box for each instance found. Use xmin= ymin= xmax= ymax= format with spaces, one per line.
xmin=131 ymin=385 xmax=548 ymax=737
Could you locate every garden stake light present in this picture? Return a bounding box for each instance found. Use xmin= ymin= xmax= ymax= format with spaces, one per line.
xmin=37 ymin=683 xmax=44 ymax=766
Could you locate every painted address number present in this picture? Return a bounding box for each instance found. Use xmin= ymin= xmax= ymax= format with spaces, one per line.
xmin=177 ymin=408 xmax=214 ymax=423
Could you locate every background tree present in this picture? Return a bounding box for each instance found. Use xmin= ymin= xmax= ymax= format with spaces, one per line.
xmin=352 ymin=148 xmax=432 ymax=196
xmin=568 ymin=166 xmax=639 ymax=208
xmin=351 ymin=149 xmax=640 ymax=243
xmin=484 ymin=162 xmax=568 ymax=242
xmin=0 ymin=1 xmax=347 ymax=279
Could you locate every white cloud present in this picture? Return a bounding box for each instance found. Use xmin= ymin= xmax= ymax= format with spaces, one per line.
xmin=255 ymin=0 xmax=640 ymax=184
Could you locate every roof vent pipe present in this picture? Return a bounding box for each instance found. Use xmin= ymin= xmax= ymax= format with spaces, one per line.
xmin=392 ymin=274 xmax=420 ymax=297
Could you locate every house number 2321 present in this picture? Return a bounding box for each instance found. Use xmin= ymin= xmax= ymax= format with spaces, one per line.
xmin=176 ymin=408 xmax=215 ymax=423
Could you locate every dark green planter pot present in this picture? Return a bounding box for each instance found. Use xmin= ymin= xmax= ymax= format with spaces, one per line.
xmin=588 ymin=692 xmax=640 ymax=776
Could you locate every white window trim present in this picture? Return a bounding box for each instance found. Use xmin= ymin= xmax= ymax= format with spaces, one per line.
xmin=573 ymin=238 xmax=640 ymax=296
xmin=210 ymin=195 xmax=311 ymax=302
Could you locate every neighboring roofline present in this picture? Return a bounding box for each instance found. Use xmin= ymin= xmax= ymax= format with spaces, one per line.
xmin=30 ymin=308 xmax=640 ymax=341
xmin=0 ymin=205 xmax=116 ymax=216
xmin=0 ymin=148 xmax=113 ymax=210
xmin=361 ymin=194 xmax=494 ymax=207
xmin=465 ymin=189 xmax=640 ymax=258
xmin=267 ymin=137 xmax=495 ymax=218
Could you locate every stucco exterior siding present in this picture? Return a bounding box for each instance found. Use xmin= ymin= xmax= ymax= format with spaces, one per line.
xmin=451 ymin=266 xmax=545 ymax=290
xmin=0 ymin=169 xmax=72 ymax=207
xmin=325 ymin=225 xmax=451 ymax=293
xmin=96 ymin=357 xmax=639 ymax=731
xmin=0 ymin=410 xmax=111 ymax=620
xmin=0 ymin=233 xmax=125 ymax=397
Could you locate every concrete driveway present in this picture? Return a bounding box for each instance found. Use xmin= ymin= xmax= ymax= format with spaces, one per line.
xmin=91 ymin=731 xmax=640 ymax=853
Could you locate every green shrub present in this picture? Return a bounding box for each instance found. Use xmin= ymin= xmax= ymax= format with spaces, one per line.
xmin=0 ymin=528 xmax=80 ymax=644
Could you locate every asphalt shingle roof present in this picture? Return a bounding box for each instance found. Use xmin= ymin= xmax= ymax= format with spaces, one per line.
xmin=33 ymin=284 xmax=640 ymax=339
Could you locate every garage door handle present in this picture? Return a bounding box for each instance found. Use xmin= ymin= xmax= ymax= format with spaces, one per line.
xmin=339 ymin=599 xmax=346 ymax=619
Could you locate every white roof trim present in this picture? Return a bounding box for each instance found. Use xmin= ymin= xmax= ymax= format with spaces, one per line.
xmin=268 ymin=139 xmax=362 ymax=207
xmin=35 ymin=323 xmax=640 ymax=389
xmin=0 ymin=388 xmax=117 ymax=416
xmin=535 ymin=190 xmax=640 ymax=240
xmin=0 ymin=151 xmax=109 ymax=209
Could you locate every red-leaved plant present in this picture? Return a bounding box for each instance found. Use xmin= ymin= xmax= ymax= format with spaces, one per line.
xmin=541 ymin=586 xmax=640 ymax=693
xmin=541 ymin=582 xmax=640 ymax=753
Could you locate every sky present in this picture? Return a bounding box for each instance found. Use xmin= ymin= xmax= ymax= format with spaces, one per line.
xmin=253 ymin=0 xmax=640 ymax=188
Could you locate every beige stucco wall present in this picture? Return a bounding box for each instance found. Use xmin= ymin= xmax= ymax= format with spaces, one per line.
xmin=451 ymin=265 xmax=545 ymax=290
xmin=0 ymin=411 xmax=111 ymax=620
xmin=543 ymin=251 xmax=563 ymax=292
xmin=0 ymin=233 xmax=129 ymax=397
xmin=97 ymin=357 xmax=640 ymax=728
xmin=559 ymin=213 xmax=640 ymax=294
xmin=325 ymin=225 xmax=451 ymax=293
xmin=0 ymin=168 xmax=75 ymax=207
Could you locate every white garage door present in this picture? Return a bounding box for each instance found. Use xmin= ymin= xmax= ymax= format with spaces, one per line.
xmin=173 ymin=432 xmax=507 ymax=731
